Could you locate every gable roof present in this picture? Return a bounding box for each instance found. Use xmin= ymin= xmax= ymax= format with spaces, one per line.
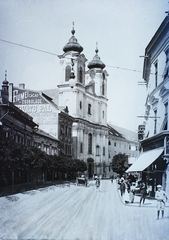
xmin=108 ymin=123 xmax=138 ymax=142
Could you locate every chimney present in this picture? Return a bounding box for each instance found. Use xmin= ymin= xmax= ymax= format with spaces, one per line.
xmin=9 ymin=83 xmax=13 ymax=103
xmin=19 ymin=83 xmax=25 ymax=89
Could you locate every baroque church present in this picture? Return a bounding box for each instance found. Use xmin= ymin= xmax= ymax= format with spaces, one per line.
xmin=57 ymin=25 xmax=109 ymax=178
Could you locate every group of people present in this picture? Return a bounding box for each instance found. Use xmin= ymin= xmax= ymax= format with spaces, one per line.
xmin=118 ymin=177 xmax=168 ymax=219
xmin=118 ymin=178 xmax=134 ymax=202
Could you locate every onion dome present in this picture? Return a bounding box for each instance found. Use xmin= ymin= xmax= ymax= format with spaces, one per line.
xmin=63 ymin=23 xmax=83 ymax=53
xmin=88 ymin=46 xmax=105 ymax=69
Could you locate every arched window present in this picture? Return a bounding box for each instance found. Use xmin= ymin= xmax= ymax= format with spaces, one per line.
xmin=65 ymin=65 xmax=71 ymax=82
xmin=102 ymin=80 xmax=105 ymax=95
xmin=88 ymin=133 xmax=92 ymax=154
xmin=102 ymin=111 xmax=104 ymax=118
xmin=88 ymin=104 xmax=91 ymax=115
xmin=79 ymin=67 xmax=83 ymax=83
xmin=96 ymin=145 xmax=100 ymax=156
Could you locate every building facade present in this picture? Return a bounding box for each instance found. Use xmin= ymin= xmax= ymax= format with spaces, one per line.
xmin=127 ymin=14 xmax=169 ymax=196
xmin=108 ymin=124 xmax=139 ymax=176
xmin=57 ymin=26 xmax=109 ymax=177
xmin=11 ymin=83 xmax=73 ymax=157
xmin=0 ymin=73 xmax=60 ymax=154
xmin=0 ymin=73 xmax=38 ymax=146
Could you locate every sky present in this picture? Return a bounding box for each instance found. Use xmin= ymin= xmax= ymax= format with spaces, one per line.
xmin=0 ymin=0 xmax=168 ymax=131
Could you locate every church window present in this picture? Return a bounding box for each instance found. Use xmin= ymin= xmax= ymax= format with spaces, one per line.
xmin=103 ymin=147 xmax=105 ymax=156
xmin=108 ymin=140 xmax=111 ymax=145
xmin=96 ymin=145 xmax=100 ymax=156
xmin=102 ymin=80 xmax=105 ymax=95
xmin=80 ymin=101 xmax=82 ymax=109
xmin=80 ymin=143 xmax=83 ymax=153
xmin=102 ymin=111 xmax=104 ymax=118
xmin=79 ymin=67 xmax=83 ymax=83
xmin=65 ymin=65 xmax=71 ymax=82
xmin=88 ymin=133 xmax=92 ymax=154
xmin=88 ymin=104 xmax=91 ymax=115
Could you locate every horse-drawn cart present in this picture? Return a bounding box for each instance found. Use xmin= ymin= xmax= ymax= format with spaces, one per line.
xmin=76 ymin=175 xmax=88 ymax=187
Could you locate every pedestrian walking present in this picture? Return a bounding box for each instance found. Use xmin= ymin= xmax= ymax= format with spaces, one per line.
xmin=85 ymin=177 xmax=88 ymax=187
xmin=120 ymin=178 xmax=126 ymax=197
xmin=130 ymin=182 xmax=136 ymax=203
xmin=139 ymin=181 xmax=147 ymax=206
xmin=155 ymin=185 xmax=168 ymax=220
xmin=95 ymin=177 xmax=100 ymax=192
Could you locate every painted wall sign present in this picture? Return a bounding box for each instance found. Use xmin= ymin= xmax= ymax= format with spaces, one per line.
xmin=13 ymin=88 xmax=59 ymax=137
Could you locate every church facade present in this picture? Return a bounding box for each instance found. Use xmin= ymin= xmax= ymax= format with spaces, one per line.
xmin=57 ymin=25 xmax=109 ymax=178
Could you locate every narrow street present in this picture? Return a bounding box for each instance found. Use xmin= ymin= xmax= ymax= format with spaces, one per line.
xmin=0 ymin=180 xmax=169 ymax=240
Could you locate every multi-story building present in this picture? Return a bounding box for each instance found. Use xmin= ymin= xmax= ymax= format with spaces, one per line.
xmin=0 ymin=72 xmax=60 ymax=154
xmin=126 ymin=13 xmax=169 ymax=196
xmin=0 ymin=72 xmax=38 ymax=147
xmin=11 ymin=83 xmax=73 ymax=157
xmin=108 ymin=124 xmax=139 ymax=176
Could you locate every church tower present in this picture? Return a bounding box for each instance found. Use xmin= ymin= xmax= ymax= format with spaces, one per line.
xmin=57 ymin=23 xmax=87 ymax=118
xmin=1 ymin=70 xmax=9 ymax=104
xmin=86 ymin=44 xmax=109 ymax=125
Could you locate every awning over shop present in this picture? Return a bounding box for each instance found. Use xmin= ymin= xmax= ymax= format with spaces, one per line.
xmin=126 ymin=148 xmax=164 ymax=173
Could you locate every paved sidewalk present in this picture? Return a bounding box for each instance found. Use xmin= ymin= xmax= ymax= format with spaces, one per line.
xmin=118 ymin=190 xmax=169 ymax=208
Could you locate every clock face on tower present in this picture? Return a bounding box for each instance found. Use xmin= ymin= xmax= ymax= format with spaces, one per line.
xmin=89 ymin=69 xmax=96 ymax=79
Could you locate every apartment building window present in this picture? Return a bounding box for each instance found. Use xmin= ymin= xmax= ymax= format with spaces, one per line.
xmin=165 ymin=102 xmax=168 ymax=130
xmin=65 ymin=126 xmax=68 ymax=136
xmin=65 ymin=144 xmax=68 ymax=154
xmin=68 ymin=127 xmax=71 ymax=137
xmin=154 ymin=110 xmax=157 ymax=134
xmin=154 ymin=62 xmax=158 ymax=88
xmin=162 ymin=102 xmax=168 ymax=130
xmin=88 ymin=133 xmax=92 ymax=154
